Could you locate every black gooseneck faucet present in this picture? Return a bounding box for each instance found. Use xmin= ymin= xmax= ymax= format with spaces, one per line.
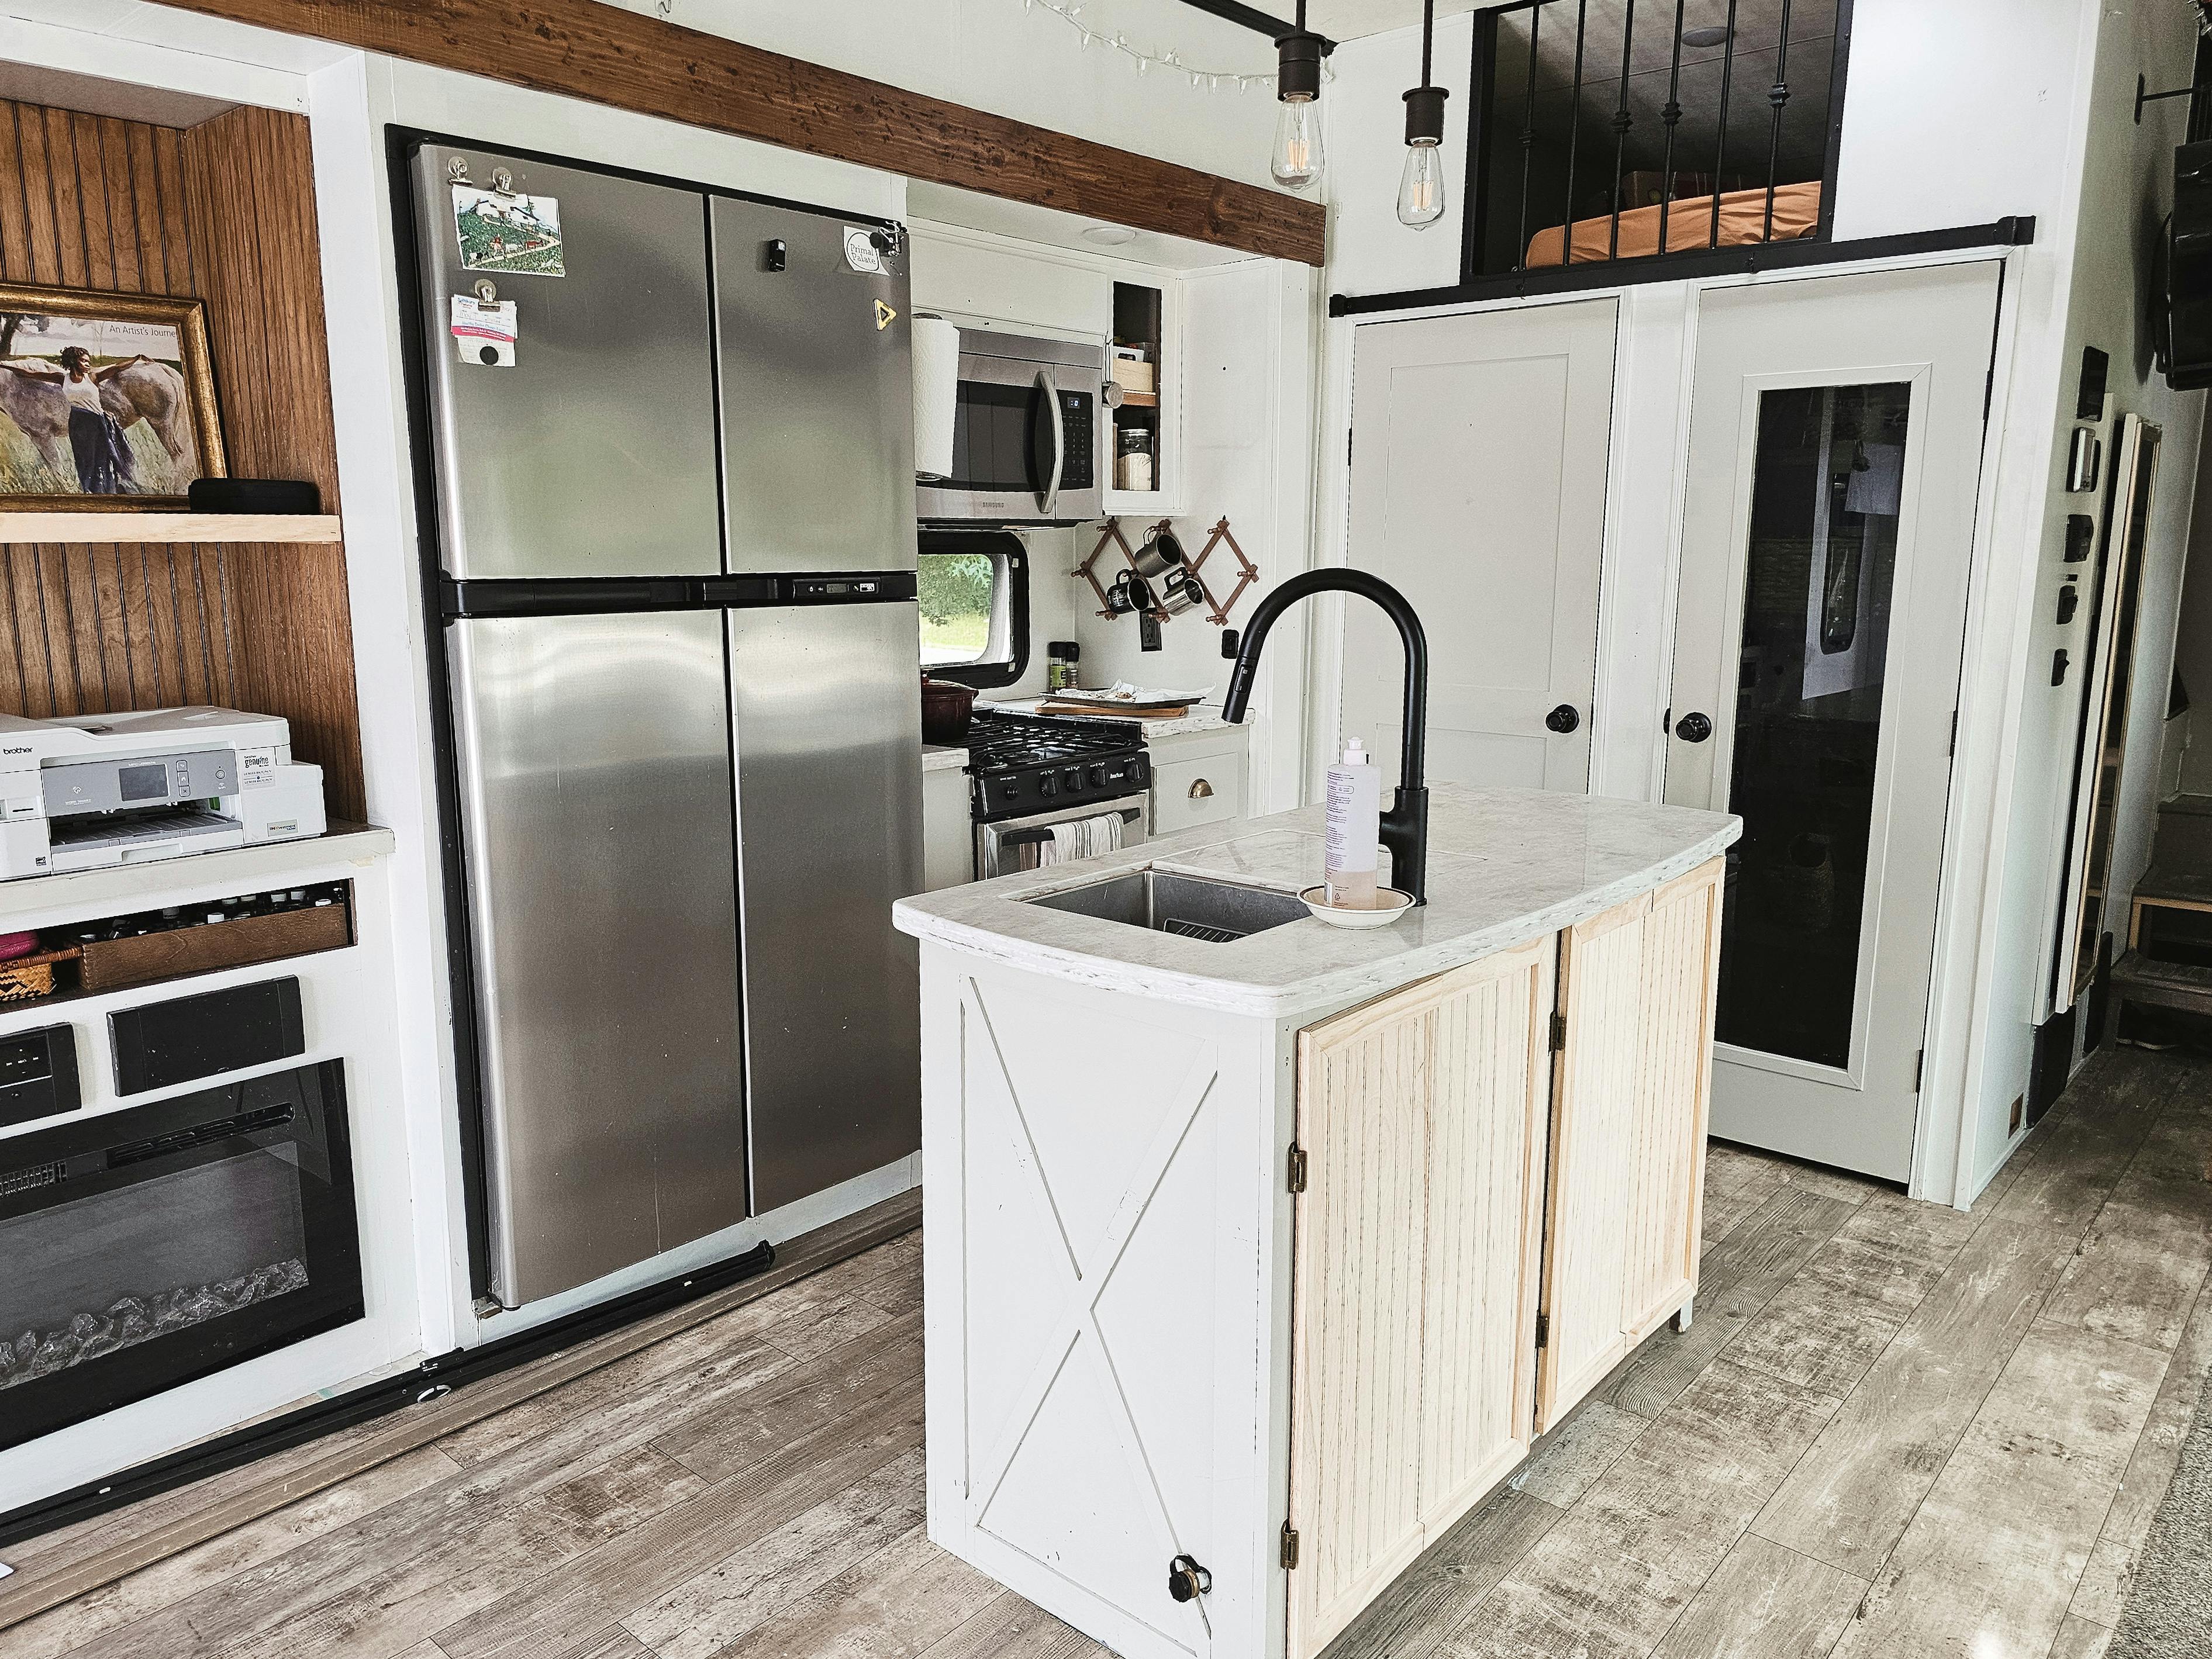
xmin=1221 ymin=569 xmax=1430 ymax=905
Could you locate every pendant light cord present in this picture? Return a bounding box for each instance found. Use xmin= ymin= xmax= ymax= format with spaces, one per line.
xmin=1420 ymin=0 xmax=1434 ymax=85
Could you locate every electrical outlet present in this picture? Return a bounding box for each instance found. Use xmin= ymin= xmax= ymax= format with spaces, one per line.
xmin=2010 ymin=1094 xmax=2024 ymax=1136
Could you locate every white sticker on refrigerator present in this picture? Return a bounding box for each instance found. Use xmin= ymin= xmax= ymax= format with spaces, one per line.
xmin=453 ymin=184 xmax=565 ymax=276
xmin=842 ymin=227 xmax=884 ymax=274
xmin=451 ymin=295 xmax=519 ymax=367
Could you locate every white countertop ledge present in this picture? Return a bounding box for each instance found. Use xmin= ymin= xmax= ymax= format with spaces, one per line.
xmin=893 ymin=785 xmax=1741 ymax=1019
xmin=0 ymin=824 xmax=397 ymax=927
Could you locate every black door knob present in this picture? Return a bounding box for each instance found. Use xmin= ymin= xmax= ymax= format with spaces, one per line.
xmin=1167 ymin=1554 xmax=1212 ymax=1602
xmin=1675 ymin=711 xmax=1714 ymax=743
xmin=1545 ymin=703 xmax=1581 ymax=734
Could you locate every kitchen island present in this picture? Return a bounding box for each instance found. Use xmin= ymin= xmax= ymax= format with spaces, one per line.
xmin=892 ymin=785 xmax=1740 ymax=1659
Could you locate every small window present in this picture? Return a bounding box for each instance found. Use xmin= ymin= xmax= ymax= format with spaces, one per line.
xmin=919 ymin=531 xmax=1030 ymax=689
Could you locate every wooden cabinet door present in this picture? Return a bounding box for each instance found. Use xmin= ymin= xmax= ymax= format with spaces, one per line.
xmin=1286 ymin=938 xmax=1555 ymax=1659
xmin=1535 ymin=858 xmax=1725 ymax=1432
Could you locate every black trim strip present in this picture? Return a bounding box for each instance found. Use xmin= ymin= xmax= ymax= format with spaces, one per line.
xmin=1168 ymin=0 xmax=1336 ymax=50
xmin=0 ymin=1239 xmax=775 ymax=1551
xmin=1331 ymin=216 xmax=2037 ymax=317
xmin=440 ymin=573 xmax=917 ymax=620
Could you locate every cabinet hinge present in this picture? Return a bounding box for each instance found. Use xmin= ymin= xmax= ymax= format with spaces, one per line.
xmin=1535 ymin=1311 xmax=1550 ymax=1349
xmin=1287 ymin=1143 xmax=1308 ymax=1194
xmin=1914 ymin=1049 xmax=1925 ymax=1093
xmin=1948 ymin=709 xmax=1959 ymax=756
xmin=1549 ymin=1011 xmax=1568 ymax=1052
xmin=1281 ymin=1522 xmax=1301 ymax=1570
xmin=1346 ymin=428 xmax=1354 ymax=466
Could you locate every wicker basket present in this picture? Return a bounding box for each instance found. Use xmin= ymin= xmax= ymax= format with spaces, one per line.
xmin=0 ymin=947 xmax=76 ymax=1003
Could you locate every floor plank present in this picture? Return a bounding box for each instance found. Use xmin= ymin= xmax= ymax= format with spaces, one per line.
xmin=2047 ymin=1612 xmax=2116 ymax=1659
xmin=1827 ymin=1319 xmax=2167 ymax=1659
xmin=912 ymin=1592 xmax=1111 ymax=1659
xmin=1645 ymin=1532 xmax=1863 ymax=1659
xmin=1321 ymin=1490 xmax=1565 ymax=1659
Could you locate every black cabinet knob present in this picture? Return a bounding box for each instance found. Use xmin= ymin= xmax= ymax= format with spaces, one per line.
xmin=1545 ymin=703 xmax=1581 ymax=734
xmin=1675 ymin=711 xmax=1714 ymax=743
xmin=1167 ymin=1554 xmax=1212 ymax=1603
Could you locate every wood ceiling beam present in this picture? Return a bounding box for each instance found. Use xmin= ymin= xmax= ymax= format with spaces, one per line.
xmin=150 ymin=0 xmax=1328 ymax=265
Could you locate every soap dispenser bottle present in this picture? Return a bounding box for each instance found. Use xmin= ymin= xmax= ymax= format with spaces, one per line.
xmin=1324 ymin=738 xmax=1383 ymax=909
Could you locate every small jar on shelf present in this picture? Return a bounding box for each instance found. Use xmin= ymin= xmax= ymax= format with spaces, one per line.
xmin=1117 ymin=427 xmax=1155 ymax=493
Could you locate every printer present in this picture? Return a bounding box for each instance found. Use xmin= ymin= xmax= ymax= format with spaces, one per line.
xmin=0 ymin=707 xmax=326 ymax=880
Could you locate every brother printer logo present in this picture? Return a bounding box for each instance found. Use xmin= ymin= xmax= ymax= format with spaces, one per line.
xmin=1 ymin=745 xmax=30 ymax=756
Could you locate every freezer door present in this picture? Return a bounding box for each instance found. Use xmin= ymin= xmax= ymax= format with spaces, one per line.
xmin=451 ymin=611 xmax=747 ymax=1307
xmin=710 ymin=197 xmax=917 ymax=574
xmin=412 ymin=144 xmax=721 ymax=579
xmin=729 ymin=601 xmax=923 ymax=1212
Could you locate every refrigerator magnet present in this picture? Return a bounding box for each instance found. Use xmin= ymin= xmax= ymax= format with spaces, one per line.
xmin=451 ymin=295 xmax=519 ymax=367
xmin=452 ymin=183 xmax=565 ymax=276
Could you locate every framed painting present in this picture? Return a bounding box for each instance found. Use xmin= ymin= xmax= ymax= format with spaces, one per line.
xmin=0 ymin=282 xmax=225 ymax=510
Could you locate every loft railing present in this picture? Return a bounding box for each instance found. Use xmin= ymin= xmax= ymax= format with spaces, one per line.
xmin=1463 ymin=0 xmax=1851 ymax=284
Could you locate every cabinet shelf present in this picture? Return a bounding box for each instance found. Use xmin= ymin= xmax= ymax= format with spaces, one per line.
xmin=0 ymin=512 xmax=342 ymax=545
xmin=1115 ymin=391 xmax=1160 ymax=409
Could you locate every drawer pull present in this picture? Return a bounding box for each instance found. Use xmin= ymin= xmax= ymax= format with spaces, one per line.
xmin=1188 ymin=779 xmax=1214 ymax=800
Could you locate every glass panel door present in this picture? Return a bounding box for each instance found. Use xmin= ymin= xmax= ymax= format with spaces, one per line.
xmin=1719 ymin=382 xmax=1911 ymax=1068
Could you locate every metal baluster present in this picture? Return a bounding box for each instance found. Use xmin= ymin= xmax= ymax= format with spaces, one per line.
xmin=1559 ymin=0 xmax=1588 ymax=265
xmin=1514 ymin=0 xmax=1544 ymax=272
xmin=1607 ymin=0 xmax=1637 ymax=261
xmin=1709 ymin=0 xmax=1738 ymax=251
xmin=1657 ymin=0 xmax=1686 ymax=256
xmin=1763 ymin=0 xmax=1793 ymax=244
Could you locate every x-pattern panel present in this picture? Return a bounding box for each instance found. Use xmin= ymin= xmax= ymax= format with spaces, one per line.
xmin=962 ymin=980 xmax=1219 ymax=1653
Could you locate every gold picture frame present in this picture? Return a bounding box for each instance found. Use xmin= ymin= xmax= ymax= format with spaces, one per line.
xmin=0 ymin=281 xmax=225 ymax=510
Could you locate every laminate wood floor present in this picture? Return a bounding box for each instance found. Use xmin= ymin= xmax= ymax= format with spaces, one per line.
xmin=3 ymin=1046 xmax=2206 ymax=1659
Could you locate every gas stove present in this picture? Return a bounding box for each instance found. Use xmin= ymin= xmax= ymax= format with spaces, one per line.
xmin=966 ymin=709 xmax=1151 ymax=822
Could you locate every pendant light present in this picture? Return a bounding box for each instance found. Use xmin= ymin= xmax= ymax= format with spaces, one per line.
xmin=1272 ymin=0 xmax=1326 ymax=191
xmin=1397 ymin=0 xmax=1449 ymax=228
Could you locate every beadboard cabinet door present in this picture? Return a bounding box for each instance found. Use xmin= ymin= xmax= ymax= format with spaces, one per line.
xmin=1285 ymin=938 xmax=1556 ymax=1659
xmin=1535 ymin=857 xmax=1725 ymax=1431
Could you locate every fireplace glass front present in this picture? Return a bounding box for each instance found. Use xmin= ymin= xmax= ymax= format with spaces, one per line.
xmin=0 ymin=1060 xmax=361 ymax=1451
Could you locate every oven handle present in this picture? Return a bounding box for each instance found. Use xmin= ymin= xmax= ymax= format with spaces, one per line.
xmin=998 ymin=804 xmax=1144 ymax=848
xmin=1037 ymin=367 xmax=1065 ymax=517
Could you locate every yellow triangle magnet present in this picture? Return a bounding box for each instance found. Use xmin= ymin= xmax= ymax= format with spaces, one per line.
xmin=875 ymin=299 xmax=898 ymax=330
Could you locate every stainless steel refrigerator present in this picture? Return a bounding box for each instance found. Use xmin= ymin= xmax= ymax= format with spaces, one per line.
xmin=408 ymin=141 xmax=921 ymax=1308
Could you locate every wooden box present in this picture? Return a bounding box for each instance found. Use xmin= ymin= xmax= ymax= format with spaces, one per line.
xmin=78 ymin=905 xmax=352 ymax=994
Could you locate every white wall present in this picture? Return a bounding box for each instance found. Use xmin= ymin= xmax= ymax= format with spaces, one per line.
xmin=1961 ymin=0 xmax=2204 ymax=1198
xmin=602 ymin=0 xmax=1283 ymax=192
xmin=1322 ymin=11 xmax=1476 ymax=301
xmin=2173 ymin=428 xmax=2212 ymax=794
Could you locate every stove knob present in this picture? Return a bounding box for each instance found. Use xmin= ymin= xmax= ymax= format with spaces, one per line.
xmin=1089 ymin=764 xmax=1107 ymax=787
xmin=1063 ymin=768 xmax=1083 ymax=790
xmin=993 ymin=777 xmax=1019 ymax=801
xmin=1039 ymin=775 xmax=1059 ymax=798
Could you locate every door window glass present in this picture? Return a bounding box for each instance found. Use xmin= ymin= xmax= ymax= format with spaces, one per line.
xmin=1718 ymin=382 xmax=1911 ymax=1067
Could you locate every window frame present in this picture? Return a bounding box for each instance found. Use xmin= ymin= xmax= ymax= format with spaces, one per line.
xmin=918 ymin=529 xmax=1032 ymax=690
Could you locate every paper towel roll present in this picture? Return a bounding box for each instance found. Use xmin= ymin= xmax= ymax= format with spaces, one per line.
xmin=912 ymin=316 xmax=961 ymax=481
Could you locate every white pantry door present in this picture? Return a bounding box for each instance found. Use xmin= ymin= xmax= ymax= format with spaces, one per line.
xmin=1665 ymin=262 xmax=2000 ymax=1181
xmin=1343 ymin=299 xmax=1616 ymax=791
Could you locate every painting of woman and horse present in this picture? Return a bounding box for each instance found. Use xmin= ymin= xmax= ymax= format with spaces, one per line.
xmin=0 ymin=286 xmax=223 ymax=508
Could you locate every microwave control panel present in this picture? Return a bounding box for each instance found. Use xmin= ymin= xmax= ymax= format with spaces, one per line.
xmin=1058 ymin=390 xmax=1095 ymax=490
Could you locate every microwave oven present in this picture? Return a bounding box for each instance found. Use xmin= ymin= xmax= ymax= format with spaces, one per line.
xmin=916 ymin=326 xmax=1109 ymax=524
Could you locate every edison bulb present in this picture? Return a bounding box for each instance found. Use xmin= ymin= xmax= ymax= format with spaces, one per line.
xmin=1397 ymin=139 xmax=1447 ymax=229
xmin=1272 ymin=96 xmax=1325 ymax=191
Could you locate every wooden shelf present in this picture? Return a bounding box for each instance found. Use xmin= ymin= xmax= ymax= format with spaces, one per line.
xmin=1114 ymin=391 xmax=1160 ymax=409
xmin=0 ymin=512 xmax=341 ymax=545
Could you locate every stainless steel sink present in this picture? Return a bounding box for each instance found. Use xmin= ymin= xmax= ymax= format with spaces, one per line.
xmin=1023 ymin=869 xmax=1309 ymax=943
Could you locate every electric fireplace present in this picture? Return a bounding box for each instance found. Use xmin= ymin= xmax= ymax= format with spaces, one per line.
xmin=0 ymin=1062 xmax=361 ymax=1451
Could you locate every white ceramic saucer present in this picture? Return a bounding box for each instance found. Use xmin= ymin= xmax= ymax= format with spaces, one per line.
xmin=1299 ymin=885 xmax=1415 ymax=929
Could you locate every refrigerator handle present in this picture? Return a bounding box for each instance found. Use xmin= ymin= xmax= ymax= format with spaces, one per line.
xmin=1036 ymin=367 xmax=1065 ymax=518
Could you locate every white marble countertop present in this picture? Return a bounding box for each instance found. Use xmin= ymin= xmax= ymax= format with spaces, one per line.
xmin=922 ymin=744 xmax=968 ymax=773
xmin=893 ymin=786 xmax=1740 ymax=1019
xmin=981 ymin=699 xmax=1240 ymax=741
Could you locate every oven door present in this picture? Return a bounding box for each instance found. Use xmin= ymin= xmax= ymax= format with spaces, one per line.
xmin=975 ymin=794 xmax=1149 ymax=880
xmin=917 ymin=340 xmax=1105 ymax=524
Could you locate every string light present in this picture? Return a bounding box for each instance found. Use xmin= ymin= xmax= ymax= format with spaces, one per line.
xmin=1018 ymin=0 xmax=1323 ymax=94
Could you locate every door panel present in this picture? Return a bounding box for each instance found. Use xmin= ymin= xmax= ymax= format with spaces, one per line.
xmin=1344 ymin=300 xmax=1615 ymax=792
xmin=712 ymin=197 xmax=917 ymax=575
xmin=413 ymin=146 xmax=721 ymax=580
xmin=1535 ymin=860 xmax=1723 ymax=1432
xmin=730 ymin=602 xmax=923 ymax=1213
xmin=1288 ymin=942 xmax=1554 ymax=1659
xmin=451 ymin=611 xmax=746 ymax=1306
xmin=1665 ymin=264 xmax=2000 ymax=1181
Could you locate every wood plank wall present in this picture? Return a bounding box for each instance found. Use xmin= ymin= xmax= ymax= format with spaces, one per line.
xmin=0 ymin=96 xmax=364 ymax=822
